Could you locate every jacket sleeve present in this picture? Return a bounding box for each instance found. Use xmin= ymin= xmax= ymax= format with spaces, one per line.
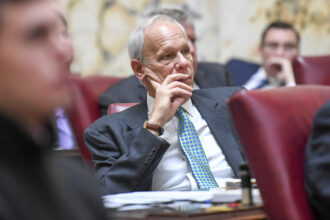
xmin=84 ymin=116 xmax=169 ymax=195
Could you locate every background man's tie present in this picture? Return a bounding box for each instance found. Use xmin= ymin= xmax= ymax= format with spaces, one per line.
xmin=176 ymin=107 xmax=218 ymax=190
xmin=254 ymin=78 xmax=269 ymax=89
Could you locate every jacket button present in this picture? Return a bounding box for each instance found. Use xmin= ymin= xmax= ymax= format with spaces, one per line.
xmin=143 ymin=159 xmax=149 ymax=165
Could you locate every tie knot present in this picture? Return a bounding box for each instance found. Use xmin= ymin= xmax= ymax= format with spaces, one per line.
xmin=175 ymin=107 xmax=185 ymax=118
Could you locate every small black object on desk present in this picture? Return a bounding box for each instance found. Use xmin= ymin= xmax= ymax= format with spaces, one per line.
xmin=240 ymin=162 xmax=253 ymax=206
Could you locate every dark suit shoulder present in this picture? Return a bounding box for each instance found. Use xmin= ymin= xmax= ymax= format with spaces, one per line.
xmin=98 ymin=76 xmax=146 ymax=115
xmin=194 ymin=86 xmax=243 ymax=100
xmin=314 ymin=100 xmax=330 ymax=118
xmin=198 ymin=62 xmax=227 ymax=73
xmin=106 ymin=75 xmax=139 ymax=90
xmin=195 ymin=62 xmax=235 ymax=87
xmin=198 ymin=61 xmax=225 ymax=69
xmin=99 ymin=75 xmax=140 ymax=102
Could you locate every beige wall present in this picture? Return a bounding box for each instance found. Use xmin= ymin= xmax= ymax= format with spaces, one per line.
xmin=56 ymin=0 xmax=330 ymax=77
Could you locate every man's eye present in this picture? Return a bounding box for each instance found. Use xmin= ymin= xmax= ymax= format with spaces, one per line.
xmin=162 ymin=54 xmax=172 ymax=59
xmin=265 ymin=42 xmax=278 ymax=49
xmin=27 ymin=27 xmax=48 ymax=42
xmin=284 ymin=43 xmax=297 ymax=51
xmin=182 ymin=48 xmax=190 ymax=55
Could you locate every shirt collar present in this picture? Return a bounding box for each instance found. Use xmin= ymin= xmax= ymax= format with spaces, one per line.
xmin=193 ymin=82 xmax=199 ymax=89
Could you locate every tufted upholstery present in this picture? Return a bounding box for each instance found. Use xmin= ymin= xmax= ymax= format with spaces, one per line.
xmin=68 ymin=75 xmax=122 ymax=164
xmin=228 ymin=85 xmax=330 ymax=220
xmin=293 ymin=55 xmax=330 ymax=85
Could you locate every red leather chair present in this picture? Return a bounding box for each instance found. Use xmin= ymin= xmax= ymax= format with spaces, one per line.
xmin=228 ymin=85 xmax=330 ymax=220
xmin=293 ymin=55 xmax=330 ymax=85
xmin=68 ymin=75 xmax=122 ymax=164
xmin=107 ymin=103 xmax=138 ymax=115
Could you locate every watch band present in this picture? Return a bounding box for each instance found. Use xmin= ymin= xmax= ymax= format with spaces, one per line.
xmin=143 ymin=121 xmax=164 ymax=136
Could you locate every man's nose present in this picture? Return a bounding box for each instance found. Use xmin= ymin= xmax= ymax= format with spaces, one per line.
xmin=52 ymin=34 xmax=73 ymax=64
xmin=175 ymin=52 xmax=190 ymax=71
xmin=274 ymin=46 xmax=285 ymax=57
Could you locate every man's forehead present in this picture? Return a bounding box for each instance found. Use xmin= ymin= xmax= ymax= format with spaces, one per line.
xmin=1 ymin=1 xmax=56 ymax=32
xmin=145 ymin=21 xmax=186 ymax=44
xmin=264 ymin=28 xmax=298 ymax=43
xmin=147 ymin=20 xmax=185 ymax=35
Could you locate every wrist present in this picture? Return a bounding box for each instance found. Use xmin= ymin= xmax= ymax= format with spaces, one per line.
xmin=149 ymin=112 xmax=166 ymax=127
xmin=143 ymin=120 xmax=164 ymax=136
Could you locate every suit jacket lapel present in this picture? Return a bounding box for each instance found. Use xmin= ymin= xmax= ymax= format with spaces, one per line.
xmin=191 ymin=92 xmax=243 ymax=177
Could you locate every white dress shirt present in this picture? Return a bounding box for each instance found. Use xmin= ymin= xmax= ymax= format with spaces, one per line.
xmin=147 ymin=95 xmax=234 ymax=191
xmin=244 ymin=67 xmax=295 ymax=90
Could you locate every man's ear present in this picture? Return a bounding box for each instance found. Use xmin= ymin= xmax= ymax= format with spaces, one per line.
xmin=131 ymin=59 xmax=145 ymax=80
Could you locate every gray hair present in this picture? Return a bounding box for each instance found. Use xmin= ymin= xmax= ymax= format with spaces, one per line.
xmin=146 ymin=8 xmax=194 ymax=27
xmin=128 ymin=14 xmax=187 ymax=64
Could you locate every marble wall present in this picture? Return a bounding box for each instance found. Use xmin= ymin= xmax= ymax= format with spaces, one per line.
xmin=56 ymin=0 xmax=330 ymax=77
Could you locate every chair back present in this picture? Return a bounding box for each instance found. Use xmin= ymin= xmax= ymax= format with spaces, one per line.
xmin=228 ymin=85 xmax=330 ymax=220
xmin=107 ymin=103 xmax=138 ymax=115
xmin=293 ymin=55 xmax=330 ymax=85
xmin=68 ymin=75 xmax=122 ymax=164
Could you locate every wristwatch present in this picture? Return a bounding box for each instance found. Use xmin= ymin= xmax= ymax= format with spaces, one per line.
xmin=143 ymin=121 xmax=164 ymax=136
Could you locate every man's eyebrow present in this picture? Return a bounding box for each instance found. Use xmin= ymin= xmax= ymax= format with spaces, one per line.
xmin=24 ymin=21 xmax=52 ymax=39
xmin=54 ymin=9 xmax=67 ymax=27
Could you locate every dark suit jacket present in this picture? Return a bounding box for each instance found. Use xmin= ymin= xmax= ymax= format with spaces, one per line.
xmin=226 ymin=58 xmax=260 ymax=86
xmin=85 ymin=87 xmax=245 ymax=195
xmin=305 ymin=100 xmax=330 ymax=220
xmin=0 ymin=114 xmax=107 ymax=220
xmin=99 ymin=62 xmax=235 ymax=115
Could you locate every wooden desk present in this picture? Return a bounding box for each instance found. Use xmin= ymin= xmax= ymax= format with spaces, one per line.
xmin=110 ymin=204 xmax=266 ymax=220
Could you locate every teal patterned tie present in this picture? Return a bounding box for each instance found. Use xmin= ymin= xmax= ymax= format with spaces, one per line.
xmin=176 ymin=107 xmax=218 ymax=190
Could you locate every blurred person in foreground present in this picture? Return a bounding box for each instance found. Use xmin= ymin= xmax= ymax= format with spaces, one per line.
xmin=52 ymin=4 xmax=76 ymax=150
xmin=85 ymin=15 xmax=244 ymax=195
xmin=244 ymin=21 xmax=300 ymax=90
xmin=0 ymin=0 xmax=106 ymax=219
xmin=98 ymin=8 xmax=235 ymax=116
xmin=305 ymin=100 xmax=330 ymax=220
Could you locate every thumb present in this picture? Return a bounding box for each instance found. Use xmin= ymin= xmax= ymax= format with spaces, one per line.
xmin=147 ymin=76 xmax=161 ymax=89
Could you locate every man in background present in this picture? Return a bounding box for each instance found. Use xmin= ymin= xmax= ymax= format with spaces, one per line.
xmin=244 ymin=21 xmax=300 ymax=90
xmin=98 ymin=8 xmax=235 ymax=116
xmin=0 ymin=0 xmax=106 ymax=219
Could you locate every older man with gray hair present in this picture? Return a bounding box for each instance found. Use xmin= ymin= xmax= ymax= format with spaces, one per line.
xmin=98 ymin=8 xmax=235 ymax=116
xmin=85 ymin=14 xmax=244 ymax=195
